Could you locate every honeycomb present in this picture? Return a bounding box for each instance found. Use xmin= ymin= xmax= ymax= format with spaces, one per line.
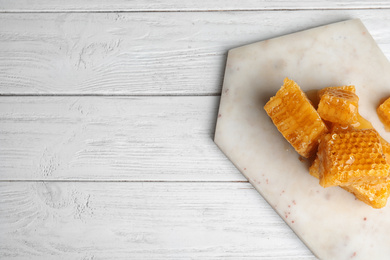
xmin=318 ymin=128 xmax=390 ymax=187
xmin=266 ymin=79 xmax=390 ymax=208
xmin=343 ymin=182 xmax=390 ymax=209
xmin=310 ymin=156 xmax=390 ymax=208
xmin=351 ymin=113 xmax=390 ymax=164
xmin=264 ymin=78 xmax=328 ymax=158
xmin=317 ymin=88 xmax=359 ymax=125
xmin=377 ymin=97 xmax=390 ymax=131
xmin=349 ymin=113 xmax=390 ymax=164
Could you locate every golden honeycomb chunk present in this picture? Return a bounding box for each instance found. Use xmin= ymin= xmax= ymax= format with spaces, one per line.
xmin=318 ymin=128 xmax=390 ymax=187
xmin=377 ymin=97 xmax=390 ymax=131
xmin=351 ymin=113 xmax=390 ymax=164
xmin=343 ymin=182 xmax=390 ymax=209
xmin=329 ymin=113 xmax=390 ymax=163
xmin=317 ymin=88 xmax=359 ymax=125
xmin=264 ymin=78 xmax=328 ymax=158
xmin=310 ymin=156 xmax=390 ymax=208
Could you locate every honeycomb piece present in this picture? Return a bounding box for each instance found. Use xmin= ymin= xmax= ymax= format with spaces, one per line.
xmin=310 ymin=156 xmax=390 ymax=208
xmin=351 ymin=113 xmax=390 ymax=164
xmin=318 ymin=85 xmax=356 ymax=98
xmin=317 ymin=88 xmax=359 ymax=125
xmin=318 ymin=128 xmax=390 ymax=187
xmin=343 ymin=182 xmax=390 ymax=209
xmin=327 ymin=115 xmax=390 ymax=173
xmin=377 ymin=97 xmax=390 ymax=131
xmin=264 ymin=78 xmax=328 ymax=158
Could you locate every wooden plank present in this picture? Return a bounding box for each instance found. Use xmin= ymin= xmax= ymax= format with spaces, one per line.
xmin=0 ymin=0 xmax=389 ymax=12
xmin=0 ymin=181 xmax=315 ymax=259
xmin=1 ymin=10 xmax=390 ymax=95
xmin=0 ymin=96 xmax=245 ymax=181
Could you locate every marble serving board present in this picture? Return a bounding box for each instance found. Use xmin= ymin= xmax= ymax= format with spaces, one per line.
xmin=214 ymin=19 xmax=390 ymax=259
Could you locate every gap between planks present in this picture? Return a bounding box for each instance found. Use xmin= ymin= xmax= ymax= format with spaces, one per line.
xmin=0 ymin=94 xmax=222 ymax=97
xmin=0 ymin=180 xmax=249 ymax=183
xmin=1 ymin=7 xmax=390 ymax=13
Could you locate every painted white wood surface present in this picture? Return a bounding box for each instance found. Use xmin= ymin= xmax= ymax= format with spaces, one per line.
xmin=1 ymin=10 xmax=390 ymax=95
xmin=0 ymin=0 xmax=389 ymax=12
xmin=1 ymin=3 xmax=389 ymax=259
xmin=0 ymin=182 xmax=316 ymax=259
xmin=0 ymin=96 xmax=243 ymax=181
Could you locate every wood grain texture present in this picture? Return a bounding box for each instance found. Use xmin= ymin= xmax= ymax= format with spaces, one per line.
xmin=1 ymin=5 xmax=389 ymax=259
xmin=1 ymin=10 xmax=390 ymax=95
xmin=0 ymin=96 xmax=244 ymax=181
xmin=0 ymin=182 xmax=315 ymax=259
xmin=0 ymin=0 xmax=389 ymax=12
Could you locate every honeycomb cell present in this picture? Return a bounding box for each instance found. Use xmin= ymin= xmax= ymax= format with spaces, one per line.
xmin=317 ymin=128 xmax=390 ymax=187
xmin=264 ymin=78 xmax=328 ymax=158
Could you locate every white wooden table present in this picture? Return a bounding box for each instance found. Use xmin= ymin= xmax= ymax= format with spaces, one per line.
xmin=1 ymin=1 xmax=389 ymax=259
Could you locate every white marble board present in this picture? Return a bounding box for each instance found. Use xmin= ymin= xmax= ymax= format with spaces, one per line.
xmin=214 ymin=19 xmax=390 ymax=259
